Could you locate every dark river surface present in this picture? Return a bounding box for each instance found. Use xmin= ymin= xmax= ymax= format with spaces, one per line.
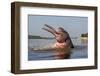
xmin=28 ymin=38 xmax=88 ymax=60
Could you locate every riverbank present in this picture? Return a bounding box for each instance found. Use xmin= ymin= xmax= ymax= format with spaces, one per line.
xmin=80 ymin=37 xmax=88 ymax=40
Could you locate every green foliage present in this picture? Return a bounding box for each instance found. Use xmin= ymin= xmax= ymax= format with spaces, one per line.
xmin=81 ymin=33 xmax=88 ymax=37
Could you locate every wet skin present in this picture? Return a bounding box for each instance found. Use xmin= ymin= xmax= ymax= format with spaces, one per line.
xmin=33 ymin=24 xmax=74 ymax=59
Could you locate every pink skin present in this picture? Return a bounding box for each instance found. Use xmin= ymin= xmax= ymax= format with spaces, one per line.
xmin=42 ymin=24 xmax=71 ymax=59
xmin=42 ymin=24 xmax=68 ymax=43
xmin=32 ymin=24 xmax=72 ymax=59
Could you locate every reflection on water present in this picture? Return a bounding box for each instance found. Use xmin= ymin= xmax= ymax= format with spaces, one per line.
xmin=81 ymin=39 xmax=88 ymax=44
xmin=28 ymin=38 xmax=88 ymax=60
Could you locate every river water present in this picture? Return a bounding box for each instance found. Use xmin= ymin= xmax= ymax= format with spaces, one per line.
xmin=28 ymin=38 xmax=88 ymax=60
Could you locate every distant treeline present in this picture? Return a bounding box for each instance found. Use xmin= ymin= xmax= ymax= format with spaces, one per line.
xmin=81 ymin=33 xmax=88 ymax=37
xmin=28 ymin=35 xmax=54 ymax=39
xmin=28 ymin=35 xmax=78 ymax=39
